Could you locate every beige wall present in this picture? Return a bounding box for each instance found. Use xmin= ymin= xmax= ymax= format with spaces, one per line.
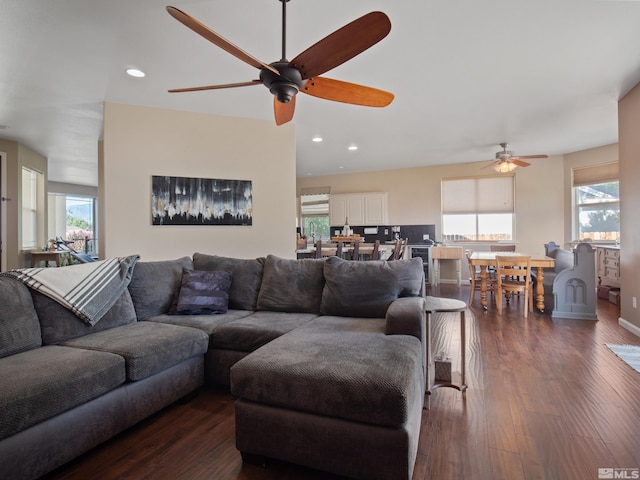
xmin=100 ymin=102 xmax=297 ymax=261
xmin=298 ymin=149 xmax=625 ymax=285
xmin=0 ymin=139 xmax=47 ymax=270
xmin=297 ymin=155 xmax=565 ymax=254
xmin=618 ymin=82 xmax=640 ymax=331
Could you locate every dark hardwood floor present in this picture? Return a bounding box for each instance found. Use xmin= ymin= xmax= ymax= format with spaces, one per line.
xmin=45 ymin=285 xmax=640 ymax=480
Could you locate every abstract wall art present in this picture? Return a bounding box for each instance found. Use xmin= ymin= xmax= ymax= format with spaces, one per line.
xmin=151 ymin=175 xmax=252 ymax=226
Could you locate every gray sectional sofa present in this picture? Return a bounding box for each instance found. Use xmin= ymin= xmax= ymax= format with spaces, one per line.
xmin=0 ymin=253 xmax=427 ymax=480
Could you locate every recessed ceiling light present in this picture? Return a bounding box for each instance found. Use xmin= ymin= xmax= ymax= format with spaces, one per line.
xmin=348 ymin=145 xmax=358 ymax=151
xmin=312 ymin=136 xmax=323 ymax=142
xmin=126 ymin=67 xmax=145 ymax=78
xmin=339 ymin=166 xmax=344 ymax=169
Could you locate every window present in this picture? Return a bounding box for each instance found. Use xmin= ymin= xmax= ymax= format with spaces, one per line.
xmin=48 ymin=193 xmax=98 ymax=255
xmin=22 ymin=167 xmax=43 ymax=249
xmin=300 ymin=190 xmax=330 ymax=242
xmin=442 ymin=175 xmax=514 ymax=242
xmin=573 ymin=162 xmax=619 ymax=242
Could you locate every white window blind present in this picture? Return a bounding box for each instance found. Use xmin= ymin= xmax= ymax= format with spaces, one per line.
xmin=572 ymin=161 xmax=619 ymax=187
xmin=442 ymin=175 xmax=514 ymax=214
xmin=300 ymin=193 xmax=330 ymax=215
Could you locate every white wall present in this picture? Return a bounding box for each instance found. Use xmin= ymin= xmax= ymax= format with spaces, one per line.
xmin=101 ymin=103 xmax=297 ymax=261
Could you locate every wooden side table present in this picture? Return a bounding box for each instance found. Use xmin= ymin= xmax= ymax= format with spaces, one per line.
xmin=425 ymin=296 xmax=467 ymax=408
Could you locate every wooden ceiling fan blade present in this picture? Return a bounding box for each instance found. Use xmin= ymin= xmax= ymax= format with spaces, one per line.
xmin=300 ymin=77 xmax=393 ymax=107
xmin=290 ymin=12 xmax=391 ymax=79
xmin=168 ymin=80 xmax=261 ymax=93
xmin=515 ymin=154 xmax=548 ymax=160
xmin=511 ymin=159 xmax=531 ymax=167
xmin=274 ymin=96 xmax=296 ymax=126
xmin=166 ymin=6 xmax=278 ymax=75
xmin=482 ymin=160 xmax=499 ymax=170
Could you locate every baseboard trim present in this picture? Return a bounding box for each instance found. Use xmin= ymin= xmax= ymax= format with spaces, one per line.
xmin=619 ymin=317 xmax=640 ymax=338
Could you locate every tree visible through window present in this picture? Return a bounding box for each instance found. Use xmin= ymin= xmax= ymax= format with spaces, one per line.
xmin=576 ymin=181 xmax=619 ymax=242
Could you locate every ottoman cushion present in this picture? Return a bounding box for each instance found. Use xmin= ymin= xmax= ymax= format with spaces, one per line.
xmin=231 ymin=316 xmax=423 ymax=428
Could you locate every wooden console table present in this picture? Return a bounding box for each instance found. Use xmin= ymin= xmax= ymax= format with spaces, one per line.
xmin=30 ymin=251 xmax=70 ymax=267
xmin=430 ymin=246 xmax=463 ymax=286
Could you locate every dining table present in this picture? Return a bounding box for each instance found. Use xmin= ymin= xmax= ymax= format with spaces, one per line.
xmin=468 ymin=251 xmax=555 ymax=312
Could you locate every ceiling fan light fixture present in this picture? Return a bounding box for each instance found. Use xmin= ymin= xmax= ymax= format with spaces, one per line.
xmin=494 ymin=161 xmax=517 ymax=173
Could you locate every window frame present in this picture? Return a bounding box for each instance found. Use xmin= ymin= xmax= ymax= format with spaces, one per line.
xmin=572 ymin=162 xmax=619 ymax=243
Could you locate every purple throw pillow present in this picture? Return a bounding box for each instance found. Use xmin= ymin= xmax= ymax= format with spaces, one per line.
xmin=171 ymin=269 xmax=232 ymax=315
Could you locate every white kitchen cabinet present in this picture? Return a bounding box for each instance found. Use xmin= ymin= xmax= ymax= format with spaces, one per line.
xmin=329 ymin=193 xmax=388 ymax=226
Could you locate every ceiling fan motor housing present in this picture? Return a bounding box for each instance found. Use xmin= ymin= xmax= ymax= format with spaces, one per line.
xmin=497 ymin=150 xmax=513 ymax=160
xmin=260 ymin=62 xmax=305 ymax=103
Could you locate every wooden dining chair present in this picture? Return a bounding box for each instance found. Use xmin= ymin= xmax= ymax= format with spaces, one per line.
xmin=466 ymin=249 xmax=496 ymax=306
xmin=389 ymin=238 xmax=408 ymax=261
xmin=490 ymin=244 xmax=516 ymax=252
xmin=352 ymin=240 xmax=380 ymax=261
xmin=494 ymin=255 xmax=533 ymax=318
xmin=315 ymin=240 xmax=343 ymax=258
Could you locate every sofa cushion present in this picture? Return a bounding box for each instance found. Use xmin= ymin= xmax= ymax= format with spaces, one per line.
xmin=35 ymin=289 xmax=138 ymax=345
xmin=231 ymin=316 xmax=423 ymax=428
xmin=192 ymin=253 xmax=265 ymax=311
xmin=210 ymin=311 xmax=318 ymax=352
xmin=128 ymin=256 xmax=194 ymax=320
xmin=0 ymin=345 xmax=125 ymax=440
xmin=321 ymin=256 xmax=424 ymax=318
xmin=171 ymin=269 xmax=232 ymax=315
xmin=61 ymin=322 xmax=208 ymax=381
xmin=0 ymin=276 xmax=42 ymax=358
xmin=145 ymin=309 xmax=253 ymax=339
xmin=257 ymin=255 xmax=325 ymax=314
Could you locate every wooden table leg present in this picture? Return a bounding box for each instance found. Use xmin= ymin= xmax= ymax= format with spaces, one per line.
xmin=535 ymin=266 xmax=545 ymax=312
xmin=480 ymin=266 xmax=488 ymax=310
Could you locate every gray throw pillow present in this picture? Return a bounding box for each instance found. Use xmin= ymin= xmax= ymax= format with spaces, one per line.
xmin=171 ymin=269 xmax=232 ymax=315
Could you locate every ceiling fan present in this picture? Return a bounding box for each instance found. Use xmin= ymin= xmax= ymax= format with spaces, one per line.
xmin=485 ymin=143 xmax=548 ymax=172
xmin=166 ymin=1 xmax=394 ymax=126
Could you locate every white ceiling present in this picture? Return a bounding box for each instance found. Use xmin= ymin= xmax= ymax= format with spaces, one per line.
xmin=2 ymin=0 xmax=640 ymax=187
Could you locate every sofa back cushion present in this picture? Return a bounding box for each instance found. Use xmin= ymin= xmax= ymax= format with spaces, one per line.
xmin=257 ymin=255 xmax=325 ymax=314
xmin=0 ymin=277 xmax=42 ymax=358
xmin=193 ymin=253 xmax=265 ymax=311
xmin=321 ymin=256 xmax=425 ymax=318
xmin=35 ymin=289 xmax=138 ymax=345
xmin=128 ymin=256 xmax=194 ymax=320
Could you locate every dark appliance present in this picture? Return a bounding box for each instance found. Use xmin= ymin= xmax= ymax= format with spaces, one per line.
xmin=409 ymin=245 xmax=431 ymax=285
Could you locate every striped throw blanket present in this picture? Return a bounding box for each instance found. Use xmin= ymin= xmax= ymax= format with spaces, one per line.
xmin=2 ymin=255 xmax=139 ymax=326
